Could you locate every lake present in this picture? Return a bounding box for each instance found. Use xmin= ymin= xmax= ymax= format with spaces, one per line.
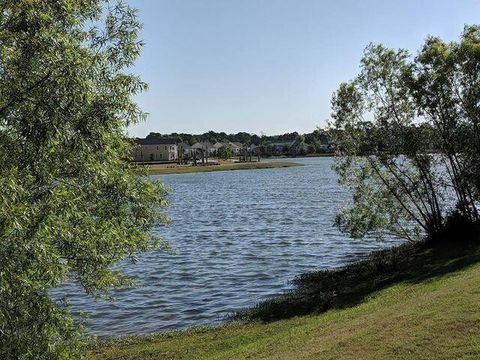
xmin=56 ymin=157 xmax=401 ymax=336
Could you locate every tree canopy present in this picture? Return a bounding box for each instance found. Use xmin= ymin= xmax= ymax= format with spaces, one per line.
xmin=0 ymin=1 xmax=168 ymax=358
xmin=331 ymin=26 xmax=480 ymax=242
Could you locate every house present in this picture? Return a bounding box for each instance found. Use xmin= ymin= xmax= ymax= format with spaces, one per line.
xmin=133 ymin=138 xmax=178 ymax=162
xmin=191 ymin=142 xmax=216 ymax=155
xmin=229 ymin=142 xmax=243 ymax=155
xmin=212 ymin=142 xmax=227 ymax=151
xmin=178 ymin=143 xmax=193 ymax=157
xmin=212 ymin=142 xmax=243 ymax=155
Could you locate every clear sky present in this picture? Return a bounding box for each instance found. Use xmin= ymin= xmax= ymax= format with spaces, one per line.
xmin=126 ymin=0 xmax=480 ymax=137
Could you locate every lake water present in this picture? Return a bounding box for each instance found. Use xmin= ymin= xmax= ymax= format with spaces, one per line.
xmin=56 ymin=157 xmax=401 ymax=336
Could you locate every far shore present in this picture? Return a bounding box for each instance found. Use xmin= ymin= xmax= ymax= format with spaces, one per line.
xmin=135 ymin=160 xmax=303 ymax=175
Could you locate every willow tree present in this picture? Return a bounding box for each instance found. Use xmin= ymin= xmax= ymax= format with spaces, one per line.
xmin=0 ymin=1 xmax=168 ymax=358
xmin=331 ymin=26 xmax=480 ymax=242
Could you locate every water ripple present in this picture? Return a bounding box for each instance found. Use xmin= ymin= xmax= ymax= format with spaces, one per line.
xmin=53 ymin=157 xmax=401 ymax=336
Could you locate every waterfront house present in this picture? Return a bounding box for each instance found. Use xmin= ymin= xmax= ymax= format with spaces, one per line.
xmin=191 ymin=142 xmax=216 ymax=155
xmin=212 ymin=142 xmax=227 ymax=151
xmin=178 ymin=143 xmax=193 ymax=157
xmin=212 ymin=142 xmax=240 ymax=154
xmin=211 ymin=142 xmax=246 ymax=155
xmin=134 ymin=138 xmax=178 ymax=162
xmin=229 ymin=142 xmax=243 ymax=155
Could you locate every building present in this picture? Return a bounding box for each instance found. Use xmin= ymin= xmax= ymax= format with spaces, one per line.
xmin=191 ymin=142 xmax=216 ymax=155
xmin=133 ymin=138 xmax=178 ymax=162
xmin=212 ymin=142 xmax=227 ymax=151
xmin=229 ymin=142 xmax=243 ymax=155
xmin=178 ymin=142 xmax=193 ymax=157
xmin=211 ymin=141 xmax=246 ymax=155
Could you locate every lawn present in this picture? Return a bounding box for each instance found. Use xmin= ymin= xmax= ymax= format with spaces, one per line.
xmin=88 ymin=240 xmax=480 ymax=359
xmin=134 ymin=161 xmax=302 ymax=175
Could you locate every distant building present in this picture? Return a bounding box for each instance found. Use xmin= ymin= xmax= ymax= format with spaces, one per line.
xmin=229 ymin=142 xmax=243 ymax=155
xmin=133 ymin=138 xmax=178 ymax=162
xmin=178 ymin=143 xmax=193 ymax=157
xmin=212 ymin=141 xmax=245 ymax=155
xmin=212 ymin=142 xmax=227 ymax=151
xmin=191 ymin=142 xmax=216 ymax=155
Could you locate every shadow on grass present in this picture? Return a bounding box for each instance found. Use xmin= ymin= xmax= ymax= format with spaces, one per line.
xmin=235 ymin=223 xmax=480 ymax=323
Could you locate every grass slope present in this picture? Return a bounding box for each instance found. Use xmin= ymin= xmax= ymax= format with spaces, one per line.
xmin=137 ymin=161 xmax=302 ymax=175
xmin=89 ymin=242 xmax=480 ymax=360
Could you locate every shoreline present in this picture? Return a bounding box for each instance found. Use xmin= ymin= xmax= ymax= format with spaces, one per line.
xmin=87 ymin=238 xmax=480 ymax=359
xmin=136 ymin=161 xmax=303 ymax=175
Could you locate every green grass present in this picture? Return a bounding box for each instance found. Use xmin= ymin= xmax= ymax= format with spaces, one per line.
xmin=136 ymin=161 xmax=302 ymax=175
xmin=236 ymin=238 xmax=480 ymax=322
xmin=88 ymin=240 xmax=480 ymax=359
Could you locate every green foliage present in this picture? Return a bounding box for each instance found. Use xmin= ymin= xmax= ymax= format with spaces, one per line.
xmin=0 ymin=1 xmax=168 ymax=358
xmin=331 ymin=26 xmax=480 ymax=242
xmin=216 ymin=146 xmax=234 ymax=160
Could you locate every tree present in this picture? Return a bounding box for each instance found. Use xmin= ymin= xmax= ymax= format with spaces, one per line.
xmin=292 ymin=135 xmax=307 ymax=156
xmin=331 ymin=26 xmax=480 ymax=242
xmin=217 ymin=146 xmax=233 ymax=160
xmin=0 ymin=1 xmax=169 ymax=358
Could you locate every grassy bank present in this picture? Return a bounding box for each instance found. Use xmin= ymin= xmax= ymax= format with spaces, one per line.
xmin=88 ymin=239 xmax=480 ymax=359
xmin=236 ymin=237 xmax=480 ymax=322
xmin=136 ymin=161 xmax=302 ymax=175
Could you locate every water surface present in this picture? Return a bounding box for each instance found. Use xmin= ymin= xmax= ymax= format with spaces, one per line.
xmin=56 ymin=157 xmax=401 ymax=336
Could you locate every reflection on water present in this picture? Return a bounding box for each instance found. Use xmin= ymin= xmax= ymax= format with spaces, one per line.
xmin=53 ymin=157 xmax=401 ymax=336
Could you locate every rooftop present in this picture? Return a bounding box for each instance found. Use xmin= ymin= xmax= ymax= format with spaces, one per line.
xmin=135 ymin=138 xmax=177 ymax=145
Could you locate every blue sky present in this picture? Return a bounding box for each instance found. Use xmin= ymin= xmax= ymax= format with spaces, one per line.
xmin=126 ymin=0 xmax=480 ymax=137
